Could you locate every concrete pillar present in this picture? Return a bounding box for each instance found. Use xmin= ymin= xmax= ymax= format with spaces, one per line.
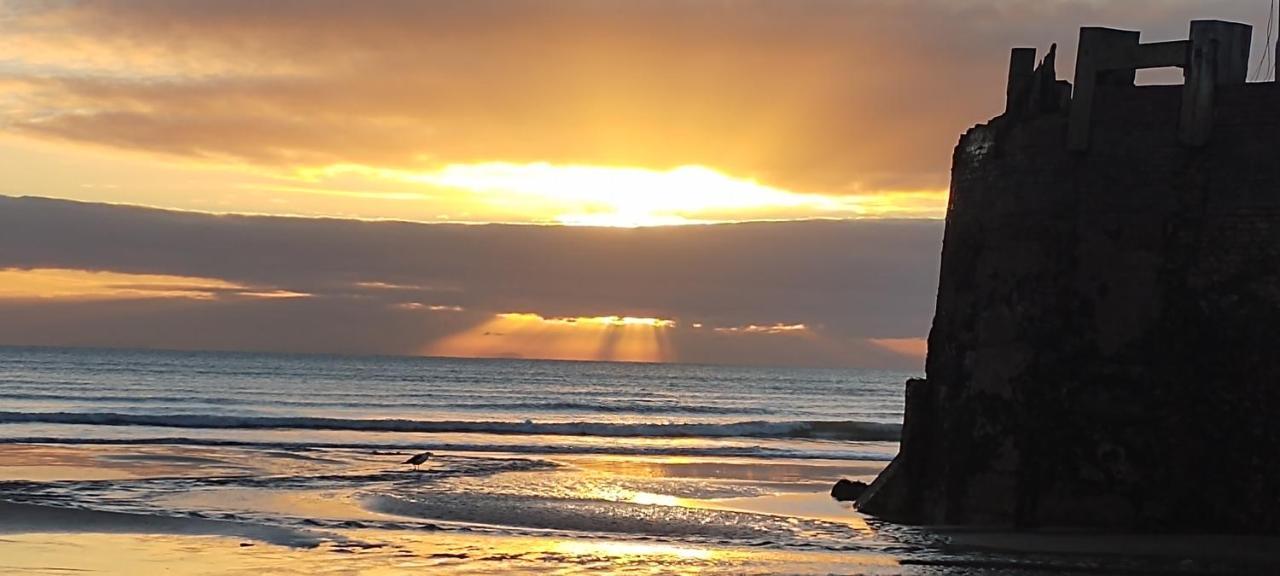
xmin=1069 ymin=27 xmax=1140 ymax=151
xmin=1181 ymin=20 xmax=1251 ymax=145
xmin=1189 ymin=20 xmax=1252 ymax=84
xmin=1181 ymin=38 xmax=1217 ymax=146
xmin=1006 ymin=48 xmax=1037 ymax=115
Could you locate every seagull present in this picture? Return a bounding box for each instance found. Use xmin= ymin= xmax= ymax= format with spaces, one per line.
xmin=402 ymin=451 xmax=433 ymax=471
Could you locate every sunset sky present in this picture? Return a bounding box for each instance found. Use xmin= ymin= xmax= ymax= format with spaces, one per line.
xmin=0 ymin=1 xmax=1269 ymax=367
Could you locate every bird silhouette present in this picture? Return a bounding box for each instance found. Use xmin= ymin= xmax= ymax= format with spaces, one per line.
xmin=403 ymin=451 xmax=433 ymax=471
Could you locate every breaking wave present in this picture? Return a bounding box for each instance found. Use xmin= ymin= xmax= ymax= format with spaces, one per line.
xmin=0 ymin=411 xmax=901 ymax=441
xmin=0 ymin=436 xmax=895 ymax=461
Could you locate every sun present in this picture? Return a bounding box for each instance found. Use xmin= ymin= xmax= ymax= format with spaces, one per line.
xmin=407 ymin=162 xmax=840 ymax=227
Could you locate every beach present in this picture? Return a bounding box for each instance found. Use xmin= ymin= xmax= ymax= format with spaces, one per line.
xmin=6 ymin=444 xmax=1279 ymax=575
xmin=0 ymin=347 xmax=913 ymax=574
xmin=0 ymin=442 xmax=902 ymax=575
xmin=2 ymin=347 xmax=1278 ymax=575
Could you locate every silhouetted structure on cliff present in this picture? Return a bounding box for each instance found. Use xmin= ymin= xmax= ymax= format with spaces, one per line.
xmin=858 ymin=20 xmax=1280 ymax=532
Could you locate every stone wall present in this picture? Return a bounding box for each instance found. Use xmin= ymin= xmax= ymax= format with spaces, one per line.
xmin=857 ymin=81 xmax=1280 ymax=532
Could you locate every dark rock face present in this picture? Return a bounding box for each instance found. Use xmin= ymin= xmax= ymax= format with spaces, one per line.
xmin=858 ymin=67 xmax=1280 ymax=531
xmin=830 ymin=479 xmax=869 ymax=502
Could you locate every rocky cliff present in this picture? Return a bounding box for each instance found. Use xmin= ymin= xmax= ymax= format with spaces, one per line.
xmin=857 ymin=21 xmax=1280 ymax=532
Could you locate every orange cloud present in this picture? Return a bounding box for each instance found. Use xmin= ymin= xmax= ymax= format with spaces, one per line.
xmin=395 ymin=302 xmax=465 ymax=312
xmin=711 ymin=323 xmax=809 ymax=335
xmin=0 ymin=267 xmax=307 ymax=301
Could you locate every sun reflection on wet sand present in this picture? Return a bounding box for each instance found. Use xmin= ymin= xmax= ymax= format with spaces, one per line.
xmin=580 ymin=484 xmax=691 ymax=508
xmin=550 ymin=539 xmax=715 ymax=561
xmin=0 ymin=531 xmax=902 ymax=576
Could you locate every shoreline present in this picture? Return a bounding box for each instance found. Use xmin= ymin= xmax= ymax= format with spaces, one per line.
xmin=0 ymin=501 xmax=331 ymax=548
xmin=2 ymin=441 xmax=1278 ymax=574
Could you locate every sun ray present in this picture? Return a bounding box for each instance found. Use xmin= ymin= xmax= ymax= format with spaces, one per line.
xmin=427 ymin=312 xmax=676 ymax=362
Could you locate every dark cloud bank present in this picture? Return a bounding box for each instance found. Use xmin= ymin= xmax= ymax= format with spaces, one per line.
xmin=0 ymin=196 xmax=942 ymax=368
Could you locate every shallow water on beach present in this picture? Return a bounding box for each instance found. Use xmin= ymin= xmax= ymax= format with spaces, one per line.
xmin=2 ymin=347 xmax=1275 ymax=574
xmin=0 ymin=442 xmax=918 ymax=573
xmin=0 ymin=347 xmax=921 ymax=573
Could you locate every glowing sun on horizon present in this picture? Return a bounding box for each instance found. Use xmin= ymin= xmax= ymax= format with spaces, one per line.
xmin=414 ymin=163 xmax=827 ymax=227
xmin=302 ymin=162 xmax=885 ymax=227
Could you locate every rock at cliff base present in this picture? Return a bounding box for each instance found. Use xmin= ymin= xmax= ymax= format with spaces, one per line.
xmin=830 ymin=479 xmax=869 ymax=502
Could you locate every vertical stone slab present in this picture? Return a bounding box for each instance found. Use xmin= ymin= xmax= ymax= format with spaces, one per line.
xmin=1069 ymin=28 xmax=1140 ymax=151
xmin=1181 ymin=38 xmax=1218 ymax=146
xmin=1192 ymin=19 xmax=1252 ymax=84
xmin=1181 ymin=20 xmax=1251 ymax=146
xmin=1006 ymin=48 xmax=1037 ymax=115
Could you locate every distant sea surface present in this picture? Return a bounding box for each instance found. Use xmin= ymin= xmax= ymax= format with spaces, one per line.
xmin=0 ymin=346 xmax=910 ymax=460
xmin=1 ymin=346 xmax=967 ymax=573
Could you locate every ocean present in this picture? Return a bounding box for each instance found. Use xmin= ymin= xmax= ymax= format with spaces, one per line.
xmin=4 ymin=346 xmax=1209 ymax=574
xmin=0 ymin=346 xmax=908 ymax=459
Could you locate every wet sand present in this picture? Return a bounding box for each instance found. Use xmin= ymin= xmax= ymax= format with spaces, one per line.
xmin=938 ymin=529 xmax=1280 ymax=573
xmin=0 ymin=529 xmax=901 ymax=576
xmin=0 ymin=442 xmax=904 ymax=575
xmin=0 ymin=501 xmax=330 ymax=548
xmin=3 ymin=442 xmax=1279 ymax=575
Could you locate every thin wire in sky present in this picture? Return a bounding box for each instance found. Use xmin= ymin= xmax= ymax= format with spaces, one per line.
xmin=1251 ymin=0 xmax=1276 ymax=81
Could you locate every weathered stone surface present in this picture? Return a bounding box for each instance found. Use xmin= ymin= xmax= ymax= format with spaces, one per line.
xmin=858 ymin=24 xmax=1280 ymax=533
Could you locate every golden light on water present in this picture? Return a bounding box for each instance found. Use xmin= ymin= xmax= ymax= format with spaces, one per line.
xmin=428 ymin=312 xmax=675 ymax=363
xmin=550 ymin=540 xmax=715 ymax=561
xmin=582 ymin=484 xmax=691 ymax=508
